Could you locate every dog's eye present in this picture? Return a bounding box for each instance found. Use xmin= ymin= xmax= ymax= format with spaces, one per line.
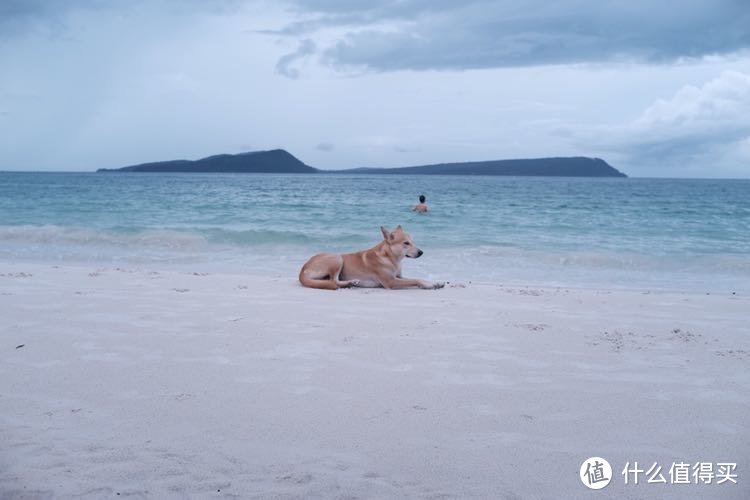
xmin=404 ymin=242 xmax=411 ymax=246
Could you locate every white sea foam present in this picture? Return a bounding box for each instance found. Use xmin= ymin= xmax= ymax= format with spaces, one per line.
xmin=0 ymin=225 xmax=208 ymax=248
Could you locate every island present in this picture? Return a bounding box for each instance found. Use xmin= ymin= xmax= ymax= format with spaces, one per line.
xmin=336 ymin=157 xmax=626 ymax=177
xmin=98 ymin=149 xmax=627 ymax=177
xmin=97 ymin=149 xmax=316 ymax=174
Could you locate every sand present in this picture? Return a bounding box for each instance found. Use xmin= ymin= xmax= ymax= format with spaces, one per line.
xmin=1 ymin=263 xmax=748 ymax=499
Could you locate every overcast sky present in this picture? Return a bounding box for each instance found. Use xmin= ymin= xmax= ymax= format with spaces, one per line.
xmin=1 ymin=0 xmax=749 ymax=177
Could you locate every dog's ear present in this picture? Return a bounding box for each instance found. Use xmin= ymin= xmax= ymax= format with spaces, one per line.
xmin=395 ymin=224 xmax=403 ymax=232
xmin=380 ymin=226 xmax=394 ymax=241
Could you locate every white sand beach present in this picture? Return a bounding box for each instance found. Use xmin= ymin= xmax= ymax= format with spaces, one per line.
xmin=1 ymin=263 xmax=748 ymax=499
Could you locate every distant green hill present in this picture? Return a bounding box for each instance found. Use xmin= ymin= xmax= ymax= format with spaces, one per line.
xmin=98 ymin=149 xmax=627 ymax=177
xmin=337 ymin=157 xmax=626 ymax=177
xmin=98 ymin=149 xmax=317 ymax=173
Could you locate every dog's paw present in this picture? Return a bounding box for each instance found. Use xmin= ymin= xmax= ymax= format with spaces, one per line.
xmin=349 ymin=279 xmax=361 ymax=287
xmin=432 ymin=282 xmax=446 ymax=289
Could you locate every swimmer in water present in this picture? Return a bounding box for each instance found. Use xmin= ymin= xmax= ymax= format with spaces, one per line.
xmin=413 ymin=194 xmax=428 ymax=213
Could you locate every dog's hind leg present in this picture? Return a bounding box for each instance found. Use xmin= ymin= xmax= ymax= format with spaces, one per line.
xmin=332 ymin=258 xmax=361 ymax=287
xmin=300 ymin=276 xmax=339 ymax=290
xmin=299 ymin=254 xmax=346 ymax=290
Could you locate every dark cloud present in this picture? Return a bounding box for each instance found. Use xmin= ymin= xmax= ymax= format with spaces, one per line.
xmin=275 ymin=38 xmax=316 ymax=78
xmin=0 ymin=0 xmax=94 ymax=38
xmin=0 ymin=0 xmax=90 ymax=19
xmin=275 ymin=0 xmax=750 ymax=72
xmin=0 ymin=0 xmax=242 ymax=39
xmin=316 ymin=141 xmax=334 ymax=152
xmin=11 ymin=1 xmax=749 ymax=72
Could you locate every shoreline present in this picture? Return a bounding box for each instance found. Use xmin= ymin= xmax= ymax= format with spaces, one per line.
xmin=1 ymin=250 xmax=747 ymax=296
xmin=1 ymin=262 xmax=748 ymax=498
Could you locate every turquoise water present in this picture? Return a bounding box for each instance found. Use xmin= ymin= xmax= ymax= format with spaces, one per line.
xmin=1 ymin=172 xmax=749 ymax=291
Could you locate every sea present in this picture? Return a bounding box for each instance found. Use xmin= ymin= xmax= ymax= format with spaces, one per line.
xmin=1 ymin=172 xmax=749 ymax=292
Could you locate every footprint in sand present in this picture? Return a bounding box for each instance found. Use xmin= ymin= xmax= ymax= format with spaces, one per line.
xmin=715 ymin=349 xmax=748 ymax=360
xmin=512 ymin=323 xmax=548 ymax=332
xmin=276 ymin=473 xmax=313 ymax=485
xmin=670 ymin=328 xmax=703 ymax=343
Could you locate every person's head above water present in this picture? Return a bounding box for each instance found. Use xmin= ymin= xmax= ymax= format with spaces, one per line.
xmin=413 ymin=194 xmax=428 ymax=212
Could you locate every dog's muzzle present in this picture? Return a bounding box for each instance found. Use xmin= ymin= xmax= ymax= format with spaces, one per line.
xmin=409 ymin=249 xmax=423 ymax=258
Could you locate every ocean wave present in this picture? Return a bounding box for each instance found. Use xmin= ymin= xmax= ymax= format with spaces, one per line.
xmin=0 ymin=225 xmax=210 ymax=249
xmin=437 ymin=245 xmax=750 ymax=273
xmin=0 ymin=224 xmax=387 ymax=249
xmin=417 ymin=246 xmax=750 ymax=292
xmin=1 ymin=224 xmax=748 ymax=291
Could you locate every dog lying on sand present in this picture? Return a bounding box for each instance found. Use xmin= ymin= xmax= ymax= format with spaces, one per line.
xmin=299 ymin=225 xmax=444 ymax=290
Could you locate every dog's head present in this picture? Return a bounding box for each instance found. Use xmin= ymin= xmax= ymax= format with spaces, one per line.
xmin=380 ymin=225 xmax=423 ymax=259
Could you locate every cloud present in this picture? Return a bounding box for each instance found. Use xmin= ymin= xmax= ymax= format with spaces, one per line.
xmin=10 ymin=1 xmax=749 ymax=74
xmin=315 ymin=141 xmax=334 ymax=152
xmin=0 ymin=0 xmax=92 ymax=38
xmin=636 ymin=71 xmax=750 ymax=132
xmin=0 ymin=0 xmax=243 ymax=39
xmin=273 ymin=0 xmax=750 ymax=73
xmin=566 ymin=71 xmax=750 ymax=175
xmin=275 ymin=38 xmax=316 ymax=78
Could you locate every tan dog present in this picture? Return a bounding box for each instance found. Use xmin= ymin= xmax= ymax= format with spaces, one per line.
xmin=299 ymin=225 xmax=444 ymax=290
